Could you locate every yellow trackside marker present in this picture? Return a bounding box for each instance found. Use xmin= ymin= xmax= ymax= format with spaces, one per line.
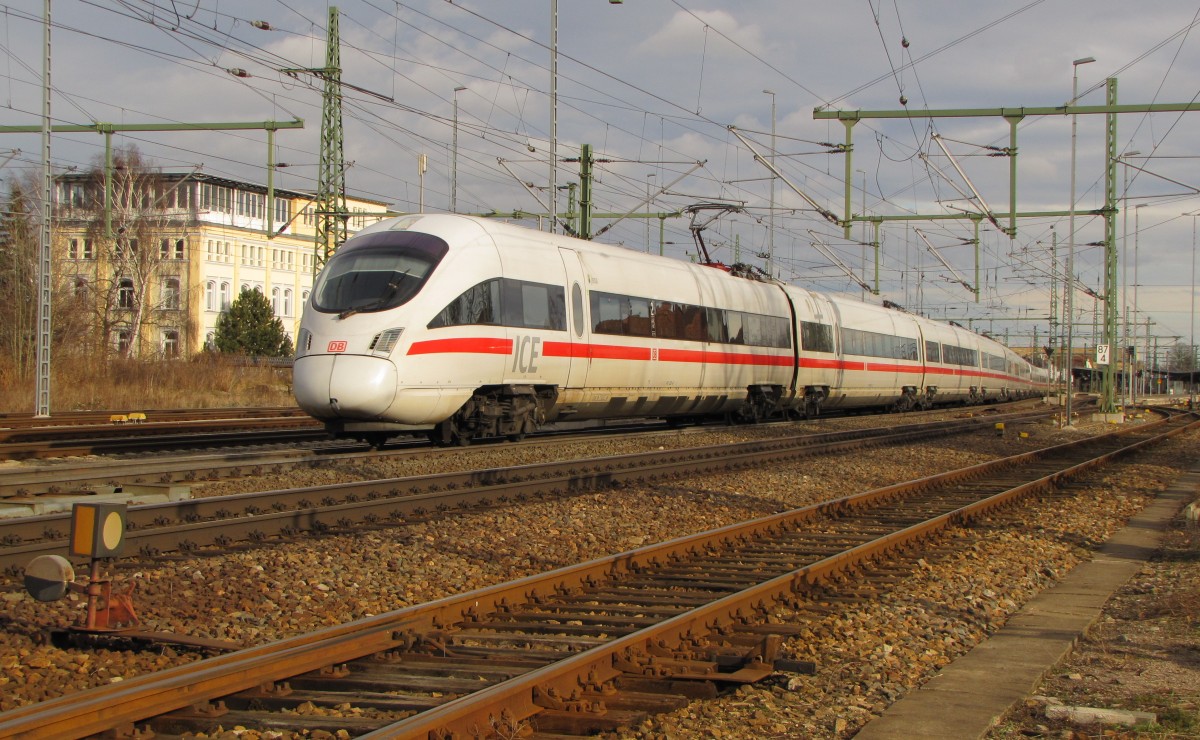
xmin=69 ymin=503 xmax=128 ymax=558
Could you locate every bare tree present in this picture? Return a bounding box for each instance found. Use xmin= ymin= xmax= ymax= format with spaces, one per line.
xmin=0 ymin=175 xmax=38 ymax=378
xmin=63 ymin=146 xmax=194 ymax=359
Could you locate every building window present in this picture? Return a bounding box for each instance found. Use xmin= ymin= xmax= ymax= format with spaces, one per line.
xmin=205 ymin=332 xmax=216 ymax=350
xmin=162 ymin=277 xmax=181 ymax=310
xmin=73 ymin=276 xmax=89 ymax=298
xmin=201 ymin=183 xmax=233 ymax=213
xmin=117 ymin=278 xmax=135 ymax=309
xmin=272 ymin=287 xmax=281 ymax=315
xmin=162 ymin=329 xmax=180 ymax=357
xmin=284 ymin=288 xmax=293 ymax=317
xmin=115 ymin=328 xmax=132 ymax=355
xmin=205 ymin=280 xmax=216 ymax=311
xmin=274 ymin=197 xmax=288 ymax=225
xmin=220 ymin=281 xmax=231 ymax=310
xmin=160 ymin=238 xmax=185 ymax=260
xmin=82 ymin=239 xmax=94 ymax=259
xmin=167 ymin=183 xmax=194 ymax=210
xmin=115 ymin=237 xmax=139 ymax=258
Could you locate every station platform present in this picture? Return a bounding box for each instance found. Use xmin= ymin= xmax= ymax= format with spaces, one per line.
xmin=853 ymin=461 xmax=1199 ymax=740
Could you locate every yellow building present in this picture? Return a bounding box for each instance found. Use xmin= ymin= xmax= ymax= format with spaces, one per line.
xmin=54 ymin=172 xmax=390 ymax=358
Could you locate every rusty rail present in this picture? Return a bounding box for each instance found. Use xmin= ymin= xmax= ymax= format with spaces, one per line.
xmin=0 ymin=410 xmax=1050 ymax=574
xmin=0 ymin=410 xmax=1191 ymax=739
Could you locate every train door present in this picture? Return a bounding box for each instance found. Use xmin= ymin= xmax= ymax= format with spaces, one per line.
xmin=794 ymin=290 xmax=841 ymax=393
xmin=557 ymin=248 xmax=591 ymax=392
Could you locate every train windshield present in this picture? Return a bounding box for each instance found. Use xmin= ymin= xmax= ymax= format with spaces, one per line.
xmin=311 ymin=230 xmax=449 ymax=317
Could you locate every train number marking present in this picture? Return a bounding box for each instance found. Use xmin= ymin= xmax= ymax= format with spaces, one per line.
xmin=327 ymin=340 xmax=348 ymax=353
xmin=512 ymin=335 xmax=541 ymax=373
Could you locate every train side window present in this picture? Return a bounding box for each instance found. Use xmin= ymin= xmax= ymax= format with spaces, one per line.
xmin=624 ymin=297 xmax=651 ymax=337
xmin=500 ymin=279 xmax=566 ymax=330
xmin=428 ymin=279 xmax=500 ymax=328
xmin=680 ymin=304 xmax=706 ymax=341
xmin=925 ymin=340 xmax=940 ymax=363
xmin=725 ymin=311 xmax=745 ymax=345
xmin=571 ymin=284 xmax=585 ymax=337
xmin=705 ymin=308 xmax=728 ymax=343
xmin=653 ymin=301 xmax=680 ymax=339
xmin=591 ymin=291 xmax=624 ymax=334
xmin=801 ymin=321 xmax=834 ymax=353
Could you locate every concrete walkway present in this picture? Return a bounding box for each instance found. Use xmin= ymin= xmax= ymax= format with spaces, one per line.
xmin=854 ymin=462 xmax=1199 ymax=740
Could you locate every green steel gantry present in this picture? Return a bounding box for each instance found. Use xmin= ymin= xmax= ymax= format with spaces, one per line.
xmin=283 ymin=6 xmax=348 ymax=274
xmin=811 ymin=82 xmax=1200 ymax=414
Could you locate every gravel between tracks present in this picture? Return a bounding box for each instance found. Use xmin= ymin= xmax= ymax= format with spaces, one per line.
xmin=1 ymin=408 xmax=1197 ymax=739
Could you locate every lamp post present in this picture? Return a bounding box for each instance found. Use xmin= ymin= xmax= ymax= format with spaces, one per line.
xmin=1118 ymin=151 xmax=1140 ymax=407
xmin=1189 ymin=212 xmax=1198 ymax=405
xmin=1132 ymin=203 xmax=1146 ymax=401
xmin=645 ymin=173 xmax=654 ymax=252
xmin=418 ymin=153 xmax=427 ymax=213
xmin=763 ymin=88 xmax=776 ymax=278
xmin=856 ymin=168 xmax=867 ymax=300
xmin=452 ymin=86 xmax=466 ymax=213
xmin=1065 ymin=55 xmax=1095 ymax=426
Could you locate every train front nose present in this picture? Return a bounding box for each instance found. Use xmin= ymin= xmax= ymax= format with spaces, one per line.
xmin=294 ymin=354 xmax=398 ymax=419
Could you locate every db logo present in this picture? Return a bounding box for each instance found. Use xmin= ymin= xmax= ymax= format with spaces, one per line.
xmin=327 ymin=340 xmax=348 ymax=352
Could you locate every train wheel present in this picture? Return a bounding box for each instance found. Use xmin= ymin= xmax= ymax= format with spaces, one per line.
xmin=365 ymin=433 xmax=388 ymax=450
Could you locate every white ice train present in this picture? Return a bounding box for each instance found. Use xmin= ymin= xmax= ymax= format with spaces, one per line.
xmin=293 ymin=214 xmax=1049 ymax=445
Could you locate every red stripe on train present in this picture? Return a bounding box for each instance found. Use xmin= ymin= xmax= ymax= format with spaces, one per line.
xmin=407 ymin=337 xmax=1036 ymax=385
xmin=407 ymin=337 xmax=514 ymax=355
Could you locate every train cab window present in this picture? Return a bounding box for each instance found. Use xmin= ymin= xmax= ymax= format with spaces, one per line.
xmin=311 ymin=230 xmax=448 ymax=317
xmin=571 ymin=283 xmax=585 ymax=337
xmin=801 ymin=321 xmax=835 ymax=353
xmin=925 ymin=340 xmax=941 ymax=363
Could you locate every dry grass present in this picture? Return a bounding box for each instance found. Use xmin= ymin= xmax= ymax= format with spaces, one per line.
xmin=0 ymin=354 xmax=295 ymax=413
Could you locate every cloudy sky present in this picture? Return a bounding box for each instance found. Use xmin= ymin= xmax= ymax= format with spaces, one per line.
xmin=3 ymin=0 xmax=1200 ymax=358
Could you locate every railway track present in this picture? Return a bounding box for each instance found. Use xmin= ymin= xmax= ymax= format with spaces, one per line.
xmin=0 ymin=415 xmax=327 ymax=462
xmin=0 ymin=418 xmax=678 ymax=499
xmin=1 ymin=408 xmax=1191 ymax=738
xmin=0 ymin=409 xmax=1051 ymax=575
xmin=0 ymin=407 xmax=307 ymax=430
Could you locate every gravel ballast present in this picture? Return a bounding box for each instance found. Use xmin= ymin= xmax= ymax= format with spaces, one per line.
xmin=1 ymin=410 xmax=1195 ymax=739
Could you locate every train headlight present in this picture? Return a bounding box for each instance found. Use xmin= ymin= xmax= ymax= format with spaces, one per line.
xmin=369 ymin=327 xmax=404 ymax=355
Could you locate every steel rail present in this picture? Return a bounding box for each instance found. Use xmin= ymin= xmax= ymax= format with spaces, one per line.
xmin=0 ymin=410 xmax=1189 ymax=738
xmin=0 ymin=406 xmax=306 ymax=430
xmin=0 ymin=411 xmax=1049 ymax=574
